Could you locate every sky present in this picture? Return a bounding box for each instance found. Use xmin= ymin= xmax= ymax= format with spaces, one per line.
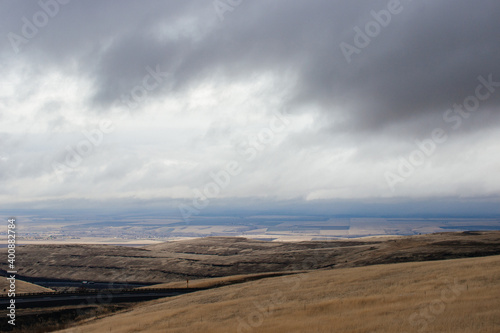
xmin=1 ymin=0 xmax=500 ymax=218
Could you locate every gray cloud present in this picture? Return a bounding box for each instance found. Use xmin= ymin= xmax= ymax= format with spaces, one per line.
xmin=1 ymin=0 xmax=499 ymax=213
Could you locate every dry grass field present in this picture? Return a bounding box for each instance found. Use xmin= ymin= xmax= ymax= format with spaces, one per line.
xmin=57 ymin=255 xmax=500 ymax=333
xmin=0 ymin=278 xmax=53 ymax=294
xmin=139 ymin=272 xmax=303 ymax=289
xmin=1 ymin=231 xmax=499 ymax=284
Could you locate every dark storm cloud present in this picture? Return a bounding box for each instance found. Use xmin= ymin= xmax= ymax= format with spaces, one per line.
xmin=2 ymin=0 xmax=500 ymax=210
xmin=3 ymin=0 xmax=499 ymax=134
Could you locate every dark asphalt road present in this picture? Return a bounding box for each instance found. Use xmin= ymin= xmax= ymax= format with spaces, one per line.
xmin=0 ymin=288 xmax=204 ymax=308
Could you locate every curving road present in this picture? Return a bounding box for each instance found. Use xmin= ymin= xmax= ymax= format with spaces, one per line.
xmin=0 ymin=288 xmax=204 ymax=308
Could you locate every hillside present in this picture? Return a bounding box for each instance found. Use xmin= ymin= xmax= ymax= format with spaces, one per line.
xmin=56 ymin=255 xmax=500 ymax=333
xmin=0 ymin=279 xmax=53 ymax=295
xmin=1 ymin=231 xmax=499 ymax=283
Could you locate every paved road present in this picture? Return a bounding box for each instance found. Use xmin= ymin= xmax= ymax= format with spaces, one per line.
xmin=0 ymin=288 xmax=204 ymax=308
xmin=34 ymin=281 xmax=153 ymax=289
xmin=0 ymin=270 xmax=157 ymax=290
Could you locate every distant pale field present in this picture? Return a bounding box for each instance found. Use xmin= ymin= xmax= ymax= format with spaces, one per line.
xmin=57 ymin=255 xmax=500 ymax=333
xmin=0 ymin=235 xmax=322 ymax=244
xmin=0 ymin=234 xmax=404 ymax=245
xmin=0 ymin=237 xmax=166 ymax=246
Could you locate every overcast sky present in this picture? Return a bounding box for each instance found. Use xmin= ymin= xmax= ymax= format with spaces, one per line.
xmin=1 ymin=0 xmax=500 ymax=217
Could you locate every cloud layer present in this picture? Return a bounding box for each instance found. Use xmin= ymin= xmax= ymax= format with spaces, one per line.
xmin=1 ymin=0 xmax=500 ymax=215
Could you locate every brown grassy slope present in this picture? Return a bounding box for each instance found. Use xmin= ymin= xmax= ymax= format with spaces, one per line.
xmin=0 ymin=278 xmax=53 ymax=294
xmin=1 ymin=231 xmax=499 ymax=283
xmin=139 ymin=272 xmax=304 ymax=289
xmin=56 ymin=255 xmax=500 ymax=333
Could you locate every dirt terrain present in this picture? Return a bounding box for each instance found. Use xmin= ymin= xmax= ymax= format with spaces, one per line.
xmin=1 ymin=231 xmax=499 ymax=284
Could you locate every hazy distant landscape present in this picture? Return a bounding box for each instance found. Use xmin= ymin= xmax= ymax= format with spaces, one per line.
xmin=3 ymin=0 xmax=500 ymax=332
xmin=1 ymin=231 xmax=500 ymax=332
xmin=2 ymin=214 xmax=500 ymax=245
xmin=2 ymin=231 xmax=499 ymax=284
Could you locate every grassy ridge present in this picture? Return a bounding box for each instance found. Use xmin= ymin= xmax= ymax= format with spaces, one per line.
xmin=0 ymin=279 xmax=53 ymax=295
xmin=57 ymin=255 xmax=500 ymax=333
xmin=2 ymin=231 xmax=499 ymax=284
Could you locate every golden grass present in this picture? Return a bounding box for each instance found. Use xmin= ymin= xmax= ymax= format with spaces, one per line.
xmin=0 ymin=278 xmax=54 ymax=294
xmin=56 ymin=255 xmax=500 ymax=333
xmin=139 ymin=272 xmax=303 ymax=290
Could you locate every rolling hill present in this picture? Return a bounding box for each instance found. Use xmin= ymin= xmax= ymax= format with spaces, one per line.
xmin=56 ymin=255 xmax=500 ymax=332
xmin=1 ymin=231 xmax=499 ymax=284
